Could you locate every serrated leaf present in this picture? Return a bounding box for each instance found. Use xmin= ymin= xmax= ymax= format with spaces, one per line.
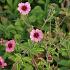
xmin=22 ymin=57 xmax=32 ymax=63
xmin=31 ymin=47 xmax=44 ymax=55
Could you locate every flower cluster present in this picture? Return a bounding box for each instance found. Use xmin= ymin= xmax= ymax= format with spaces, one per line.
xmin=17 ymin=2 xmax=43 ymax=42
xmin=0 ymin=39 xmax=16 ymax=68
xmin=0 ymin=1 xmax=44 ymax=69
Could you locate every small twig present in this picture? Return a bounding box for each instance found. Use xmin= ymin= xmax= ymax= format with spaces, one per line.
xmin=41 ymin=10 xmax=55 ymax=29
xmin=32 ymin=58 xmax=38 ymax=70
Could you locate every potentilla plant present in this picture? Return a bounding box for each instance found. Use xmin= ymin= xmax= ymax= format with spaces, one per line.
xmin=0 ymin=0 xmax=70 ymax=70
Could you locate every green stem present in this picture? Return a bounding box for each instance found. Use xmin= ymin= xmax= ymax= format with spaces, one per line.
xmin=41 ymin=10 xmax=55 ymax=29
xmin=21 ymin=15 xmax=32 ymax=28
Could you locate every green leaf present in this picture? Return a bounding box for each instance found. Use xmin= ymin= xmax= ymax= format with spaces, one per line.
xmin=22 ymin=57 xmax=32 ymax=63
xmin=15 ymin=53 xmax=22 ymax=62
xmin=14 ymin=34 xmax=21 ymax=42
xmin=58 ymin=60 xmax=70 ymax=67
xmin=17 ymin=63 xmax=21 ymax=70
xmin=23 ymin=63 xmax=33 ymax=70
xmin=4 ymin=24 xmax=16 ymax=39
xmin=30 ymin=6 xmax=44 ymax=22
xmin=30 ymin=46 xmax=44 ymax=55
xmin=42 ymin=24 xmax=49 ymax=32
xmin=44 ymin=0 xmax=49 ymax=16
xmin=59 ymin=67 xmax=69 ymax=70
xmin=59 ymin=0 xmax=63 ymax=3
xmin=59 ymin=48 xmax=68 ymax=56
xmin=38 ymin=0 xmax=45 ymax=4
xmin=6 ymin=25 xmax=16 ymax=33
xmin=14 ymin=0 xmax=19 ymax=13
xmin=29 ymin=15 xmax=36 ymax=23
xmin=14 ymin=0 xmax=19 ymax=8
xmin=7 ymin=0 xmax=13 ymax=8
xmin=0 ymin=0 xmax=5 ymax=3
xmin=28 ymin=0 xmax=33 ymax=3
xmin=0 ymin=45 xmax=5 ymax=56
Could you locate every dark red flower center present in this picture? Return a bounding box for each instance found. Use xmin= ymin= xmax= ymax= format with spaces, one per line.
xmin=48 ymin=56 xmax=52 ymax=60
xmin=34 ymin=32 xmax=39 ymax=38
xmin=0 ymin=61 xmax=2 ymax=65
xmin=21 ymin=5 xmax=27 ymax=11
xmin=8 ymin=43 xmax=12 ymax=48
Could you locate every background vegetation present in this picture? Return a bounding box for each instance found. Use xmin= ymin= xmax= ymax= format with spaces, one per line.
xmin=0 ymin=0 xmax=70 ymax=70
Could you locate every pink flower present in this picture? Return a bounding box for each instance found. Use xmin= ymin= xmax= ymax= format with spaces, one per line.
xmin=5 ymin=40 xmax=16 ymax=52
xmin=0 ymin=56 xmax=7 ymax=68
xmin=17 ymin=2 xmax=31 ymax=15
xmin=30 ymin=29 xmax=43 ymax=42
